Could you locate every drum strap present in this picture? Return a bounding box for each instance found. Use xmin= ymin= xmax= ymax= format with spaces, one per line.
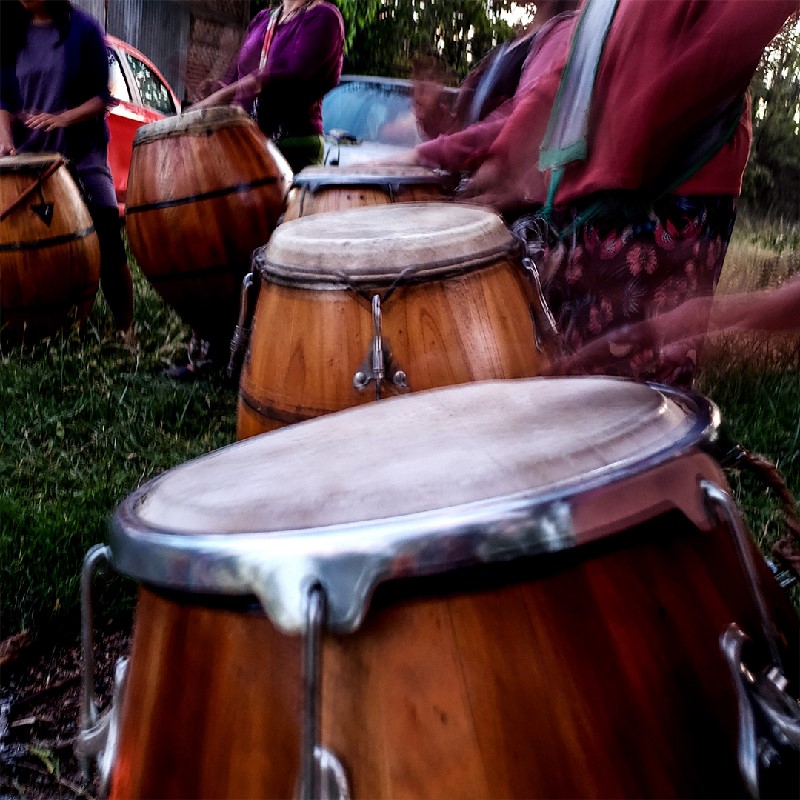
xmin=258 ymin=9 xmax=279 ymax=72
xmin=0 ymin=157 xmax=65 ymax=223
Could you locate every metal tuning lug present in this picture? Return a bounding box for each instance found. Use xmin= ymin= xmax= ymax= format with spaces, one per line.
xmin=76 ymin=545 xmax=129 ymax=798
xmin=228 ymin=272 xmax=257 ymax=379
xmin=352 ymin=294 xmax=408 ymax=398
xmin=297 ymin=585 xmax=352 ymax=800
xmin=721 ymin=623 xmax=800 ymax=800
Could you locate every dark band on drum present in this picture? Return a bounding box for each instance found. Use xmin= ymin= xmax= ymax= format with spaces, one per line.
xmin=238 ymin=387 xmax=323 ymax=426
xmin=144 ymin=261 xmax=250 ymax=284
xmin=0 ymin=225 xmax=96 ymax=252
xmin=124 ymin=175 xmax=282 ymax=214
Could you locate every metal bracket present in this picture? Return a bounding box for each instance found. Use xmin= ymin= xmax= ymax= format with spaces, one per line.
xmin=228 ymin=271 xmax=257 ymax=379
xmin=721 ymin=624 xmax=800 ymax=800
xmin=353 ymin=294 xmax=408 ymax=399
xmin=77 ymin=544 xmax=128 ymax=797
xmin=74 ymin=658 xmax=128 ymax=798
xmin=298 ymin=584 xmax=351 ymax=800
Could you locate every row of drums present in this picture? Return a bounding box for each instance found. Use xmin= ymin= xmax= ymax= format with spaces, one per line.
xmin=71 ymin=107 xmax=800 ymax=799
xmin=122 ymin=106 xmax=553 ymax=439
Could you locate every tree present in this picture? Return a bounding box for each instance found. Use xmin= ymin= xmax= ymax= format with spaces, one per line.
xmin=252 ymin=0 xmax=521 ymax=80
xmin=743 ymin=15 xmax=800 ymax=220
xmin=341 ymin=0 xmax=517 ymax=80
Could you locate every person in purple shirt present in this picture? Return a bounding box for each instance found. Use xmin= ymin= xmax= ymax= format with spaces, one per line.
xmin=193 ymin=0 xmax=344 ymax=173
xmin=0 ymin=0 xmax=134 ymax=334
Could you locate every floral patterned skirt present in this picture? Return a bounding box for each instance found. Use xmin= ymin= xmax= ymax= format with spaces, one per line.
xmin=515 ymin=195 xmax=737 ymax=388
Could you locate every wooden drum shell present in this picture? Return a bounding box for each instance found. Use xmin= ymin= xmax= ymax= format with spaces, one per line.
xmin=0 ymin=155 xmax=100 ymax=345
xmin=106 ymin=380 xmax=800 ymax=799
xmin=124 ymin=109 xmax=290 ymax=341
xmin=110 ymin=462 xmax=800 ymax=799
xmin=236 ymin=256 xmax=544 ymax=438
xmin=237 ymin=203 xmax=549 ymax=439
xmin=283 ymin=165 xmax=449 ymax=221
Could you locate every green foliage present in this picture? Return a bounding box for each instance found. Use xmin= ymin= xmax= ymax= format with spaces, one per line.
xmin=744 ymin=15 xmax=800 ymax=220
xmin=252 ymin=0 xmax=519 ymax=79
xmin=343 ymin=0 xmax=516 ymax=80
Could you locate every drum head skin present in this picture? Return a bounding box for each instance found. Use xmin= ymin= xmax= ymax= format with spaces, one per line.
xmin=132 ymin=106 xmax=254 ymax=147
xmin=257 ymin=202 xmax=515 ymax=285
xmin=111 ymin=378 xmax=718 ymax=631
xmin=292 ymin=163 xmax=448 ymax=187
xmin=0 ymin=153 xmax=64 ymax=172
xmin=136 ymin=378 xmax=709 ymax=534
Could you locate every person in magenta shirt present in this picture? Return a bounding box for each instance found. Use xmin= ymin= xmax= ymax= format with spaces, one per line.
xmin=195 ymin=0 xmax=344 ymax=173
xmin=165 ymin=0 xmax=344 ymax=380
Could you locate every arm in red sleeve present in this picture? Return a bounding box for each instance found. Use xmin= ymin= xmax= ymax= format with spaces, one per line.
xmin=415 ymin=111 xmax=509 ymax=173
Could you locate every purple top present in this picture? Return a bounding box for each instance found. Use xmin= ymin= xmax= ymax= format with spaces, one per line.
xmin=231 ymin=2 xmax=344 ymax=139
xmin=0 ymin=7 xmax=116 ymax=208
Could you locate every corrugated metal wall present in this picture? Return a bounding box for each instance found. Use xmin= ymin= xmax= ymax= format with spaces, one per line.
xmin=72 ymin=0 xmax=251 ymax=102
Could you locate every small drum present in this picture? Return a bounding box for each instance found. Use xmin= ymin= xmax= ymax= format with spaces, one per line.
xmin=236 ymin=202 xmax=551 ymax=439
xmin=0 ymin=154 xmax=100 ymax=345
xmin=81 ymin=378 xmax=799 ymax=799
xmin=125 ymin=107 xmax=291 ymax=346
xmin=283 ymin=163 xmax=451 ymax=221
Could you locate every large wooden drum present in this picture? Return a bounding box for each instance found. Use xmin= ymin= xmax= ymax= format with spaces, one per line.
xmin=88 ymin=378 xmax=799 ymax=799
xmin=0 ymin=154 xmax=100 ymax=345
xmin=283 ymin=164 xmax=451 ymax=221
xmin=237 ymin=202 xmax=550 ymax=438
xmin=125 ymin=107 xmax=291 ymax=346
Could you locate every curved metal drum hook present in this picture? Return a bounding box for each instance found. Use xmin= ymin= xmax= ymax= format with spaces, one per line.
xmin=703 ymin=482 xmax=800 ymax=799
xmin=75 ymin=545 xmax=129 ymax=798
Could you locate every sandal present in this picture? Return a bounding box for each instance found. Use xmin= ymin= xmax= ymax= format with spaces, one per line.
xmin=163 ymin=359 xmax=215 ymax=382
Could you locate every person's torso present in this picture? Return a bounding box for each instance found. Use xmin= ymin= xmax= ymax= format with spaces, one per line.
xmin=554 ymin=0 xmax=795 ymax=204
xmin=14 ymin=24 xmax=67 ymax=155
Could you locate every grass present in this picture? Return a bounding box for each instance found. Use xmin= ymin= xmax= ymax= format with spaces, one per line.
xmin=1 ymin=255 xmax=237 ymax=636
xmin=696 ymin=217 xmax=800 ymax=603
xmin=0 ymin=215 xmax=799 ymax=638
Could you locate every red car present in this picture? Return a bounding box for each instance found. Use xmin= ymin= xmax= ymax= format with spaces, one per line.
xmin=106 ymin=36 xmax=180 ymax=213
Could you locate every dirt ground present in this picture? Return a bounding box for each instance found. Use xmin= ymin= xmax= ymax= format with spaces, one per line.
xmin=0 ymin=626 xmax=130 ymax=800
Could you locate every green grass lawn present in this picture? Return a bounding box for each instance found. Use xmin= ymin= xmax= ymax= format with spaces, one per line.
xmin=1 ymin=217 xmax=798 ymax=638
xmin=1 ymin=260 xmax=237 ymax=635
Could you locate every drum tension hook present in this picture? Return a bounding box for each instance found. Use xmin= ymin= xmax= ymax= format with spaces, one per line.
xmin=75 ymin=545 xmax=127 ymax=798
xmin=353 ymin=294 xmax=408 ymax=399
xmin=299 ymin=583 xmax=351 ymax=800
xmin=228 ymin=271 xmax=257 ymax=379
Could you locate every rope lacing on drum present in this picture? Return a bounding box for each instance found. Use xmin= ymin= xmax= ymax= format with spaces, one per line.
xmin=723 ymin=444 xmax=800 ymax=586
xmin=0 ymin=157 xmax=65 ymax=223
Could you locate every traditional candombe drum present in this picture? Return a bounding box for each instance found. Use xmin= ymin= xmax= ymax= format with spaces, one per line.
xmin=0 ymin=154 xmax=100 ymax=345
xmin=125 ymin=107 xmax=291 ymax=347
xmin=283 ymin=163 xmax=452 ymax=221
xmin=236 ymin=202 xmax=553 ymax=438
xmin=79 ymin=378 xmax=800 ymax=799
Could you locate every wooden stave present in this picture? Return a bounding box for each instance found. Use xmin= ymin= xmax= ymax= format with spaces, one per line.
xmin=235 ymin=256 xmax=545 ymax=439
xmin=283 ymin=179 xmax=447 ymax=221
xmin=0 ymin=162 xmax=100 ymax=344
xmin=125 ymin=122 xmax=289 ymax=339
xmin=108 ymin=462 xmax=800 ymax=799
